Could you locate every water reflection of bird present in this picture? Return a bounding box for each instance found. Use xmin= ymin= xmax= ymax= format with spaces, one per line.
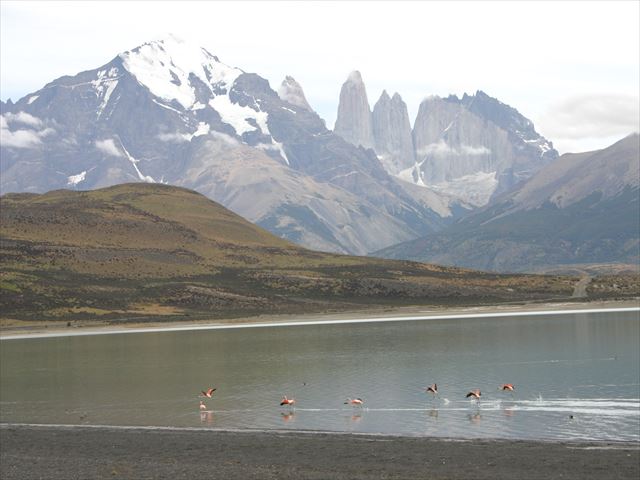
xmin=345 ymin=398 xmax=364 ymax=407
xmin=280 ymin=396 xmax=295 ymax=407
xmin=425 ymin=384 xmax=438 ymax=396
xmin=200 ymin=410 xmax=214 ymax=423
xmin=466 ymin=389 xmax=481 ymax=400
xmin=200 ymin=387 xmax=216 ymax=398
xmin=281 ymin=411 xmax=296 ymax=422
xmin=468 ymin=412 xmax=482 ymax=424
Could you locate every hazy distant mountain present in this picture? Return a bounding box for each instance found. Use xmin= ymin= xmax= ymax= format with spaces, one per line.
xmin=376 ymin=134 xmax=640 ymax=272
xmin=333 ymin=71 xmax=375 ymax=150
xmin=372 ymin=90 xmax=415 ymax=175
xmin=0 ymin=35 xmax=447 ymax=255
xmin=277 ymin=76 xmax=312 ymax=111
xmin=333 ymin=72 xmax=558 ymax=208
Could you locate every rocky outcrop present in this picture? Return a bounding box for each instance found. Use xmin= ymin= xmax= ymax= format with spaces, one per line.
xmin=409 ymin=92 xmax=559 ymax=199
xmin=372 ymin=91 xmax=415 ymax=175
xmin=277 ymin=76 xmax=312 ymax=111
xmin=332 ymin=73 xmax=558 ymax=207
xmin=333 ymin=71 xmax=375 ymax=150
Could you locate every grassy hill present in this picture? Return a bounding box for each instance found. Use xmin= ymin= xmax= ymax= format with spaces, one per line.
xmin=0 ymin=183 xmax=629 ymax=325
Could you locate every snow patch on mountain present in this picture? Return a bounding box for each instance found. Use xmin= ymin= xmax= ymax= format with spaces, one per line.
xmin=67 ymin=171 xmax=87 ymax=186
xmin=398 ymin=163 xmax=427 ymax=187
xmin=209 ymin=96 xmax=268 ymax=136
xmin=116 ymin=137 xmax=155 ymax=183
xmin=517 ymin=130 xmax=554 ymax=158
xmin=120 ymin=34 xmax=242 ymax=110
xmin=256 ymin=140 xmax=289 ymax=165
xmin=92 ymin=67 xmax=121 ymax=118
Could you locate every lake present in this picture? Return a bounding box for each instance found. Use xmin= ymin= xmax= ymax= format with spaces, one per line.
xmin=1 ymin=309 xmax=639 ymax=441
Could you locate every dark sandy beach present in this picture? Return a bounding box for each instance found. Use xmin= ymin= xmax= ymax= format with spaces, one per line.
xmin=1 ymin=424 xmax=638 ymax=479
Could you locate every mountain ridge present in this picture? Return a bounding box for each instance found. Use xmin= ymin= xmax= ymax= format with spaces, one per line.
xmin=0 ymin=36 xmax=447 ymax=255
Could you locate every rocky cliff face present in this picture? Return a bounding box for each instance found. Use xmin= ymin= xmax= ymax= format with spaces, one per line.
xmin=409 ymin=92 xmax=558 ymax=200
xmin=372 ymin=91 xmax=415 ymax=175
xmin=332 ymin=72 xmax=558 ymax=208
xmin=277 ymin=76 xmax=312 ymax=111
xmin=333 ymin=71 xmax=375 ymax=150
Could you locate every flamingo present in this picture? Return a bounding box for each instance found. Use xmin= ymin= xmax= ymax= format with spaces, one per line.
xmin=200 ymin=388 xmax=216 ymax=398
xmin=466 ymin=389 xmax=481 ymax=400
xmin=280 ymin=396 xmax=295 ymax=407
xmin=500 ymin=383 xmax=515 ymax=392
xmin=199 ymin=400 xmax=207 ymax=411
xmin=425 ymin=384 xmax=438 ymax=395
xmin=345 ymin=398 xmax=364 ymax=407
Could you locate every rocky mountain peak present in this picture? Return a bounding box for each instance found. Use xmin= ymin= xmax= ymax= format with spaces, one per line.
xmin=334 ymin=71 xmax=374 ymax=149
xmin=119 ymin=34 xmax=243 ymax=110
xmin=372 ymin=89 xmax=415 ymax=175
xmin=277 ymin=76 xmax=312 ymax=111
xmin=347 ymin=70 xmax=365 ymax=85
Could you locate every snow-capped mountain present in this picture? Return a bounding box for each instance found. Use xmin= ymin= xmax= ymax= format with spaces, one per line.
xmin=0 ymin=35 xmax=446 ymax=254
xmin=333 ymin=72 xmax=559 ymax=207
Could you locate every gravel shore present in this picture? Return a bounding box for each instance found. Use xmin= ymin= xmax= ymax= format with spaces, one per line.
xmin=1 ymin=424 xmax=638 ymax=479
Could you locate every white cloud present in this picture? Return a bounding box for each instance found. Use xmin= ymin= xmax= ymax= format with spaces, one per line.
xmin=157 ymin=132 xmax=190 ymax=143
xmin=461 ymin=145 xmax=491 ymax=156
xmin=537 ymin=94 xmax=640 ymax=153
xmin=3 ymin=111 xmax=43 ymax=128
xmin=94 ymin=138 xmax=122 ymax=157
xmin=0 ymin=112 xmax=55 ymax=149
xmin=209 ymin=130 xmax=239 ymax=146
xmin=539 ymin=94 xmax=639 ymax=139
xmin=0 ymin=125 xmax=42 ymax=148
xmin=38 ymin=127 xmax=56 ymax=138
xmin=417 ymin=140 xmax=490 ymax=158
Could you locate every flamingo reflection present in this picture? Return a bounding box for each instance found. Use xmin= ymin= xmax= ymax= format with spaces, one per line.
xmin=468 ymin=412 xmax=482 ymax=424
xmin=281 ymin=411 xmax=296 ymax=422
xmin=200 ymin=410 xmax=214 ymax=423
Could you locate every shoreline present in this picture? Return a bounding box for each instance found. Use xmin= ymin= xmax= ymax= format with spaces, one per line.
xmin=2 ymin=423 xmax=638 ymax=480
xmin=1 ymin=299 xmax=638 ymax=340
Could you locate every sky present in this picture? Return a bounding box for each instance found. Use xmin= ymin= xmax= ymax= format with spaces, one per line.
xmin=1 ymin=1 xmax=638 ymax=154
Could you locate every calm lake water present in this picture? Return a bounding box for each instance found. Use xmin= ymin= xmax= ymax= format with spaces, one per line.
xmin=1 ymin=310 xmax=639 ymax=441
